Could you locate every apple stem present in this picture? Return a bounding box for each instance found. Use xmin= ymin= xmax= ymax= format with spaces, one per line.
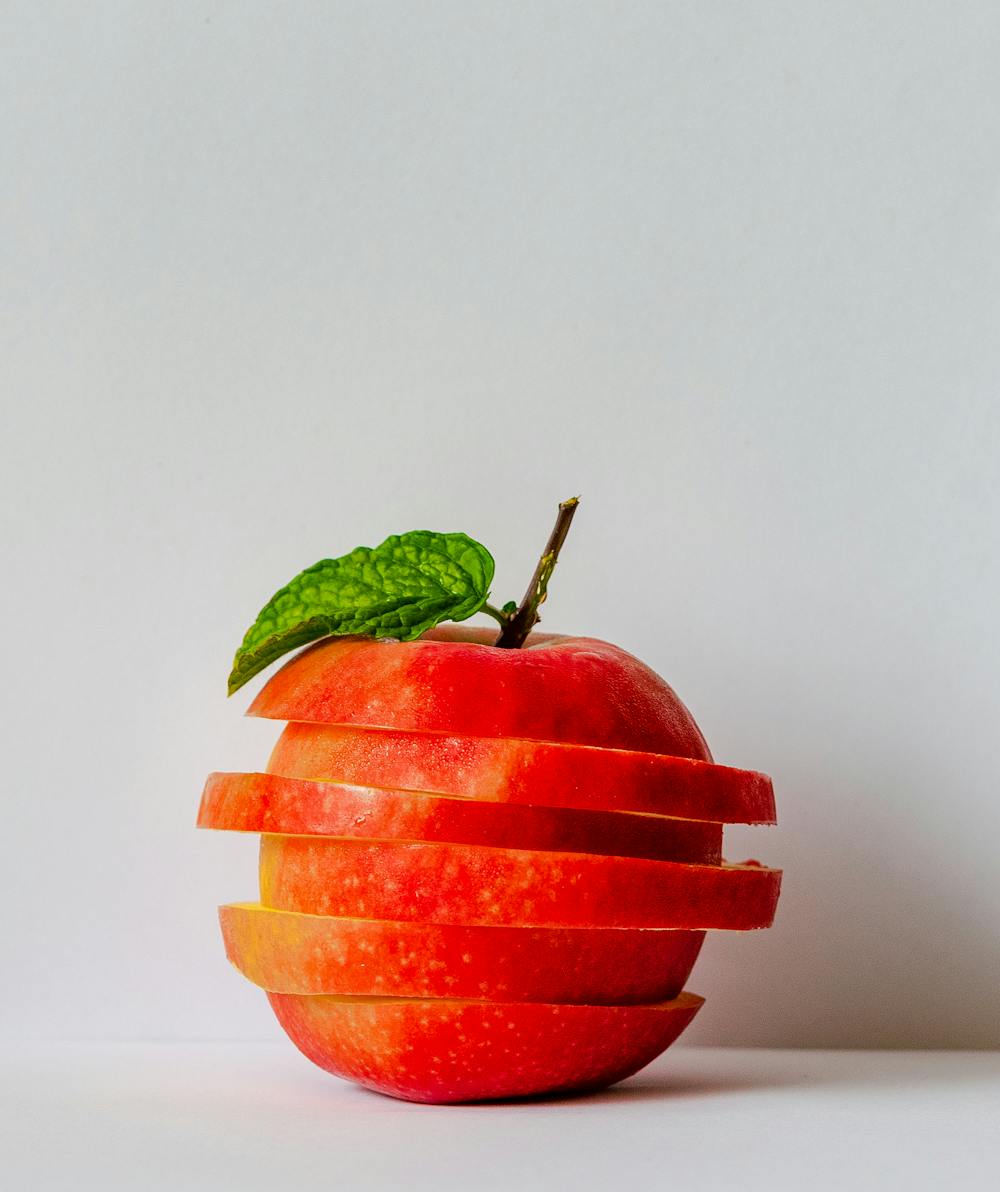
xmin=494 ymin=497 xmax=579 ymax=649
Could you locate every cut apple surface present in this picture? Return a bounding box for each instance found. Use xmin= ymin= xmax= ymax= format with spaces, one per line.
xmin=221 ymin=903 xmax=705 ymax=1003
xmin=249 ymin=626 xmax=713 ymax=758
xmin=259 ymin=836 xmax=781 ymax=929
xmin=267 ymin=990 xmax=704 ymax=1103
xmin=267 ymin=723 xmax=775 ymax=824
xmin=199 ymin=772 xmax=723 ymax=863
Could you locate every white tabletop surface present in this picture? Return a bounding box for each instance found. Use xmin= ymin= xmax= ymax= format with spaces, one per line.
xmin=5 ymin=1042 xmax=998 ymax=1191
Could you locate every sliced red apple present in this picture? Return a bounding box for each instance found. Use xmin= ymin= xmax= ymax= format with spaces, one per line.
xmin=248 ymin=626 xmax=713 ymax=758
xmin=259 ymin=836 xmax=781 ymax=929
xmin=267 ymin=990 xmax=704 ymax=1103
xmin=199 ymin=772 xmax=723 ymax=863
xmin=267 ymin=723 xmax=775 ymax=824
xmin=220 ymin=903 xmax=705 ymax=1003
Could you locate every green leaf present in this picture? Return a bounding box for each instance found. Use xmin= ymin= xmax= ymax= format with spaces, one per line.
xmin=228 ymin=531 xmax=495 ymax=694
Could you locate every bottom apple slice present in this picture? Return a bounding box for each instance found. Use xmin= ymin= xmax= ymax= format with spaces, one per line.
xmin=267 ymin=990 xmax=704 ymax=1103
xmin=221 ymin=903 xmax=705 ymax=1003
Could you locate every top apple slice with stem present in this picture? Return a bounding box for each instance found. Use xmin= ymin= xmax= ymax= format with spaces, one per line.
xmin=230 ymin=499 xmax=723 ymax=757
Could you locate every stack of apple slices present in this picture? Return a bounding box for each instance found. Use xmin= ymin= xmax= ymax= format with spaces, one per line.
xmin=200 ymin=628 xmax=779 ymax=1103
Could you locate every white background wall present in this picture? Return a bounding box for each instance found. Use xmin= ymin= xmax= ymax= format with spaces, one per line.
xmin=3 ymin=1 xmax=998 ymax=1048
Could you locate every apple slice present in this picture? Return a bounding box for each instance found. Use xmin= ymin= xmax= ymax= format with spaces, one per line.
xmin=268 ymin=723 xmax=775 ymax=824
xmin=259 ymin=836 xmax=781 ymax=929
xmin=248 ymin=626 xmax=713 ymax=758
xmin=267 ymin=990 xmax=704 ymax=1103
xmin=220 ymin=903 xmax=705 ymax=1003
xmin=199 ymin=772 xmax=723 ymax=864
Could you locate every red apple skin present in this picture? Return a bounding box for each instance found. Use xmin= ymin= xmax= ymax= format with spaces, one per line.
xmin=199 ymin=772 xmax=723 ymax=864
xmin=267 ymin=991 xmax=704 ymax=1103
xmin=267 ymin=723 xmax=776 ymax=823
xmin=259 ymin=836 xmax=781 ymax=930
xmin=207 ymin=623 xmax=780 ymax=1103
xmin=220 ymin=903 xmax=705 ymax=1003
xmin=248 ymin=626 xmax=713 ymax=758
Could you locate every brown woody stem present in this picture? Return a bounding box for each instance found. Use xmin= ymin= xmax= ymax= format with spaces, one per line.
xmin=494 ymin=497 xmax=579 ymax=648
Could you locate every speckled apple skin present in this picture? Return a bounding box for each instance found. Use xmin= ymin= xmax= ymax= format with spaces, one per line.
xmin=199 ymin=771 xmax=723 ymax=863
xmin=267 ymin=723 xmax=775 ymax=823
xmin=249 ymin=626 xmax=713 ymax=758
xmin=202 ymin=626 xmax=781 ymax=1104
xmin=266 ymin=992 xmax=704 ymax=1103
xmin=259 ymin=836 xmax=781 ymax=930
xmin=220 ymin=903 xmax=706 ymax=1003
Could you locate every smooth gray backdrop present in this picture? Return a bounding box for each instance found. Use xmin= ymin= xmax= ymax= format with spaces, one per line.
xmin=3 ymin=1 xmax=998 ymax=1048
